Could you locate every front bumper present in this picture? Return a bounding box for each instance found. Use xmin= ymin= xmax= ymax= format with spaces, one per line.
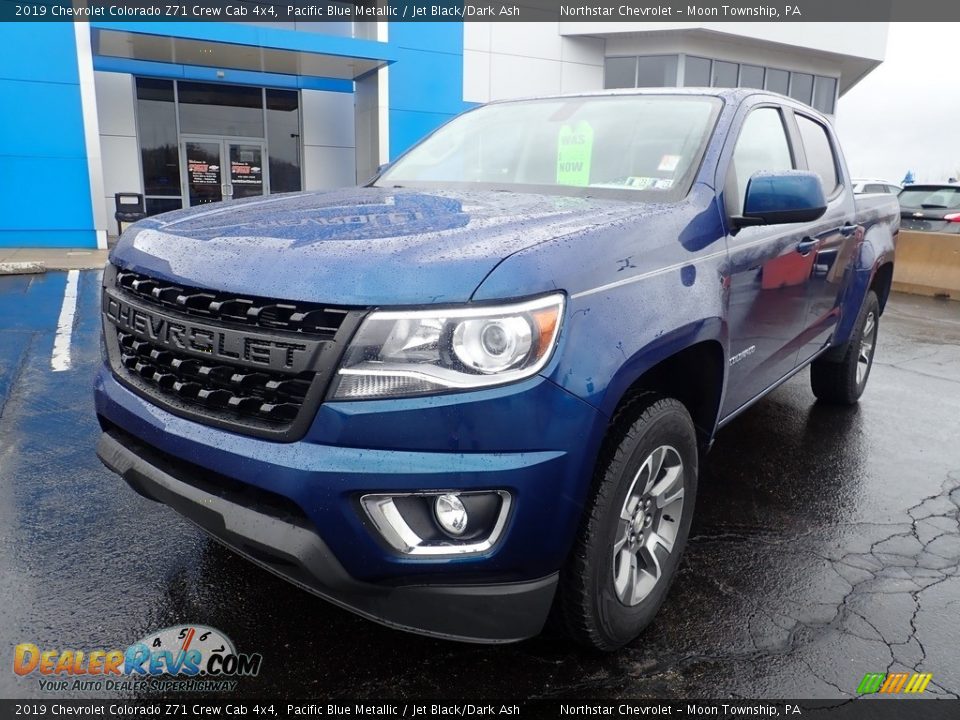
xmin=94 ymin=367 xmax=605 ymax=642
xmin=97 ymin=429 xmax=557 ymax=643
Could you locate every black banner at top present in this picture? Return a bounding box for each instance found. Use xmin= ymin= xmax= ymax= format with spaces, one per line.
xmin=1 ymin=700 xmax=959 ymax=719
xmin=5 ymin=0 xmax=960 ymax=23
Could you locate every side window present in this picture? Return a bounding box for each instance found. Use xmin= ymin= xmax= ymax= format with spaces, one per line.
xmin=796 ymin=115 xmax=840 ymax=195
xmin=863 ymin=183 xmax=885 ymax=194
xmin=728 ymin=107 xmax=794 ymax=216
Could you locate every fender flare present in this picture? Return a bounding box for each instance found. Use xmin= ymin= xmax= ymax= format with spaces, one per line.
xmin=826 ymin=223 xmax=896 ymax=357
xmin=597 ymin=317 xmax=728 ymax=440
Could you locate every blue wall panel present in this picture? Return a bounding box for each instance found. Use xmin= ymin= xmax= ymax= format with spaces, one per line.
xmin=0 ymin=23 xmax=83 ymax=84
xmin=0 ymin=157 xmax=94 ymax=230
xmin=0 ymin=79 xmax=87 ymax=157
xmin=0 ymin=23 xmax=95 ymax=248
xmin=388 ymin=23 xmax=468 ymax=159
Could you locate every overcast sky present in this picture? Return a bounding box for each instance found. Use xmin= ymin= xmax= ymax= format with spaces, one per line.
xmin=835 ymin=23 xmax=960 ymax=184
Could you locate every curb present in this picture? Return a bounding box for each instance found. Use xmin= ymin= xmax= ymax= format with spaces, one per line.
xmin=0 ymin=261 xmax=46 ymax=276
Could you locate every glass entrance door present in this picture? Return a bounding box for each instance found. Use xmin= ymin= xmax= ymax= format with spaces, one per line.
xmin=184 ymin=141 xmax=223 ymax=206
xmin=227 ymin=143 xmax=265 ymax=200
xmin=181 ymin=138 xmax=267 ymax=207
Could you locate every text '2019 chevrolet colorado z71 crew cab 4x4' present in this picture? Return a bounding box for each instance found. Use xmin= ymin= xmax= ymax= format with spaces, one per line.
xmin=96 ymin=89 xmax=899 ymax=650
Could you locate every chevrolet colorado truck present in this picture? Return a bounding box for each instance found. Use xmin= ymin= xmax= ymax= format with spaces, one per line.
xmin=96 ymin=89 xmax=898 ymax=650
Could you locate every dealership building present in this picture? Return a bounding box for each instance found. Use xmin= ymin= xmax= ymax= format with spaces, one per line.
xmin=1 ymin=19 xmax=888 ymax=248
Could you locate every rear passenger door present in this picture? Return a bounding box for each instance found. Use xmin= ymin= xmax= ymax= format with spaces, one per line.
xmin=791 ymin=112 xmax=859 ymax=364
xmin=721 ymin=105 xmax=814 ymax=417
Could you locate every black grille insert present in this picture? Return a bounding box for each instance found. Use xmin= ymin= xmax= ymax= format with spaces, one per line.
xmin=103 ymin=265 xmax=363 ymax=440
xmin=116 ymin=268 xmax=348 ymax=337
xmin=116 ymin=330 xmax=309 ymax=423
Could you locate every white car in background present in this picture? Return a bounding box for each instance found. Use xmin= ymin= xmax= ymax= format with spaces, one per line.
xmin=852 ymin=179 xmax=903 ymax=195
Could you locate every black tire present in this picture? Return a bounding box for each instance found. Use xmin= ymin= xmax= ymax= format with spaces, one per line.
xmin=556 ymin=394 xmax=698 ymax=651
xmin=811 ymin=290 xmax=880 ymax=405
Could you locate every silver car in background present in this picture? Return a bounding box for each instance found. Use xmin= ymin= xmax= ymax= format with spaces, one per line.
xmin=852 ymin=178 xmax=903 ymax=195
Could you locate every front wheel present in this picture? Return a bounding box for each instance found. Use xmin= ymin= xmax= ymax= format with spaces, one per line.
xmin=556 ymin=394 xmax=698 ymax=651
xmin=810 ymin=290 xmax=880 ymax=405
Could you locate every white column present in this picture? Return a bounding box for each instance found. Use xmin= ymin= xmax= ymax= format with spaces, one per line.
xmin=377 ymin=21 xmax=390 ymax=165
xmin=74 ymin=23 xmax=108 ymax=249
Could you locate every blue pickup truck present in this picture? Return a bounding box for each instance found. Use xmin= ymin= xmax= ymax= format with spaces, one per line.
xmin=96 ymin=88 xmax=898 ymax=650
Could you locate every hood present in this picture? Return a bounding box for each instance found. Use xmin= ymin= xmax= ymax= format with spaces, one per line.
xmin=111 ymin=186 xmax=647 ymax=306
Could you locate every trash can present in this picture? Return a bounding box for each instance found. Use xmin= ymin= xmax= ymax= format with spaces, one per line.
xmin=114 ymin=193 xmax=147 ymax=234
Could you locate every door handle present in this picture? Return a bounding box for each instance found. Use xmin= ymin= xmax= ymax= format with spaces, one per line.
xmin=796 ymin=238 xmax=818 ymax=255
xmin=839 ymin=223 xmax=858 ymax=237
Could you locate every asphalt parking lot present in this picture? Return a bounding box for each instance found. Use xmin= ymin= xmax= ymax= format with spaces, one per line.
xmin=1 ymin=270 xmax=958 ymax=700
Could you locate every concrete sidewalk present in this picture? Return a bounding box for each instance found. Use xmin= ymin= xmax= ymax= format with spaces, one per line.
xmin=0 ymin=247 xmax=109 ymax=274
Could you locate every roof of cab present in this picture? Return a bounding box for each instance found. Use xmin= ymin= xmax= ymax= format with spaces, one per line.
xmin=481 ymin=86 xmax=830 ymax=124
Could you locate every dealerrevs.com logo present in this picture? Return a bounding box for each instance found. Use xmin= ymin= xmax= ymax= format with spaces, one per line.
xmin=13 ymin=625 xmax=262 ymax=693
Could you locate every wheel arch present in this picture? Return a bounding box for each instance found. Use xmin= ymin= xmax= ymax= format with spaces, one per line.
xmin=870 ymin=261 xmax=894 ymax=315
xmin=599 ymin=323 xmax=727 ymax=449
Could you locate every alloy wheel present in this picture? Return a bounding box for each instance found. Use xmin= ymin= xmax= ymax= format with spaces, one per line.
xmin=612 ymin=445 xmax=685 ymax=606
xmin=857 ymin=311 xmax=877 ymax=386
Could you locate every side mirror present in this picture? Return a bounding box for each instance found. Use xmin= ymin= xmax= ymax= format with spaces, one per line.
xmin=733 ymin=171 xmax=827 ymax=229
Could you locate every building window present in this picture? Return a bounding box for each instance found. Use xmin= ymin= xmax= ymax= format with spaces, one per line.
xmin=133 ymin=78 xmax=305 ymax=214
xmin=764 ymin=68 xmax=790 ymax=95
xmin=684 ymin=56 xmax=712 ymax=87
xmin=712 ymin=61 xmax=739 ymax=88
xmin=177 ymin=82 xmax=265 ymax=137
xmin=812 ymin=75 xmax=837 ymax=114
xmin=604 ymin=56 xmax=678 ymax=89
xmin=739 ymin=64 xmax=765 ymax=89
xmin=636 ymin=55 xmax=678 ymax=87
xmin=135 ymin=78 xmax=181 ymax=199
xmin=266 ymin=89 xmax=302 ymax=194
xmin=604 ymin=57 xmax=637 ymax=89
xmin=789 ymin=72 xmax=814 ymax=105
xmin=603 ymin=54 xmax=839 ymax=114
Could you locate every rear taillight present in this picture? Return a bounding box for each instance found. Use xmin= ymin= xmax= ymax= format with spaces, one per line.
xmin=945 ymin=212 xmax=960 ymax=222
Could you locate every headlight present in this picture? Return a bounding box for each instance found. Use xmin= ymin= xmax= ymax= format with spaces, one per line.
xmin=329 ymin=294 xmax=565 ymax=400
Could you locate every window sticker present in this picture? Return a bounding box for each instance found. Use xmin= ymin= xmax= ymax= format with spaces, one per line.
xmin=626 ymin=177 xmax=656 ymax=189
xmin=653 ymin=178 xmax=675 ymax=190
xmin=556 ymin=121 xmax=594 ymax=186
xmin=658 ymin=154 xmax=681 ymax=172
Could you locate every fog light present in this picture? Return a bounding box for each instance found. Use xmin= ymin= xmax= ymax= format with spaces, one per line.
xmin=360 ymin=490 xmax=511 ymax=555
xmin=434 ymin=494 xmax=468 ymax=537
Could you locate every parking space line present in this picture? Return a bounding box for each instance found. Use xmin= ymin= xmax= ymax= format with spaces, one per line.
xmin=51 ymin=270 xmax=80 ymax=372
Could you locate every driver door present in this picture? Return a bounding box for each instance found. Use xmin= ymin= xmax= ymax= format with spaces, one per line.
xmin=721 ymin=106 xmax=816 ymax=417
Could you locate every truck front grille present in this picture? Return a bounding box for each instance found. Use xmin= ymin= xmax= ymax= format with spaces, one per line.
xmin=116 ymin=330 xmax=311 ymax=423
xmin=115 ymin=268 xmax=348 ymax=337
xmin=101 ymin=265 xmax=362 ymax=441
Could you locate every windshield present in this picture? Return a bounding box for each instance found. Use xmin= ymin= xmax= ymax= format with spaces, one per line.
xmin=377 ymin=95 xmax=722 ymax=201
xmin=899 ymin=186 xmax=960 ymax=209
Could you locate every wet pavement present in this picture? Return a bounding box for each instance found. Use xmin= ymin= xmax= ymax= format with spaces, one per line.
xmin=1 ymin=271 xmax=958 ymax=700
